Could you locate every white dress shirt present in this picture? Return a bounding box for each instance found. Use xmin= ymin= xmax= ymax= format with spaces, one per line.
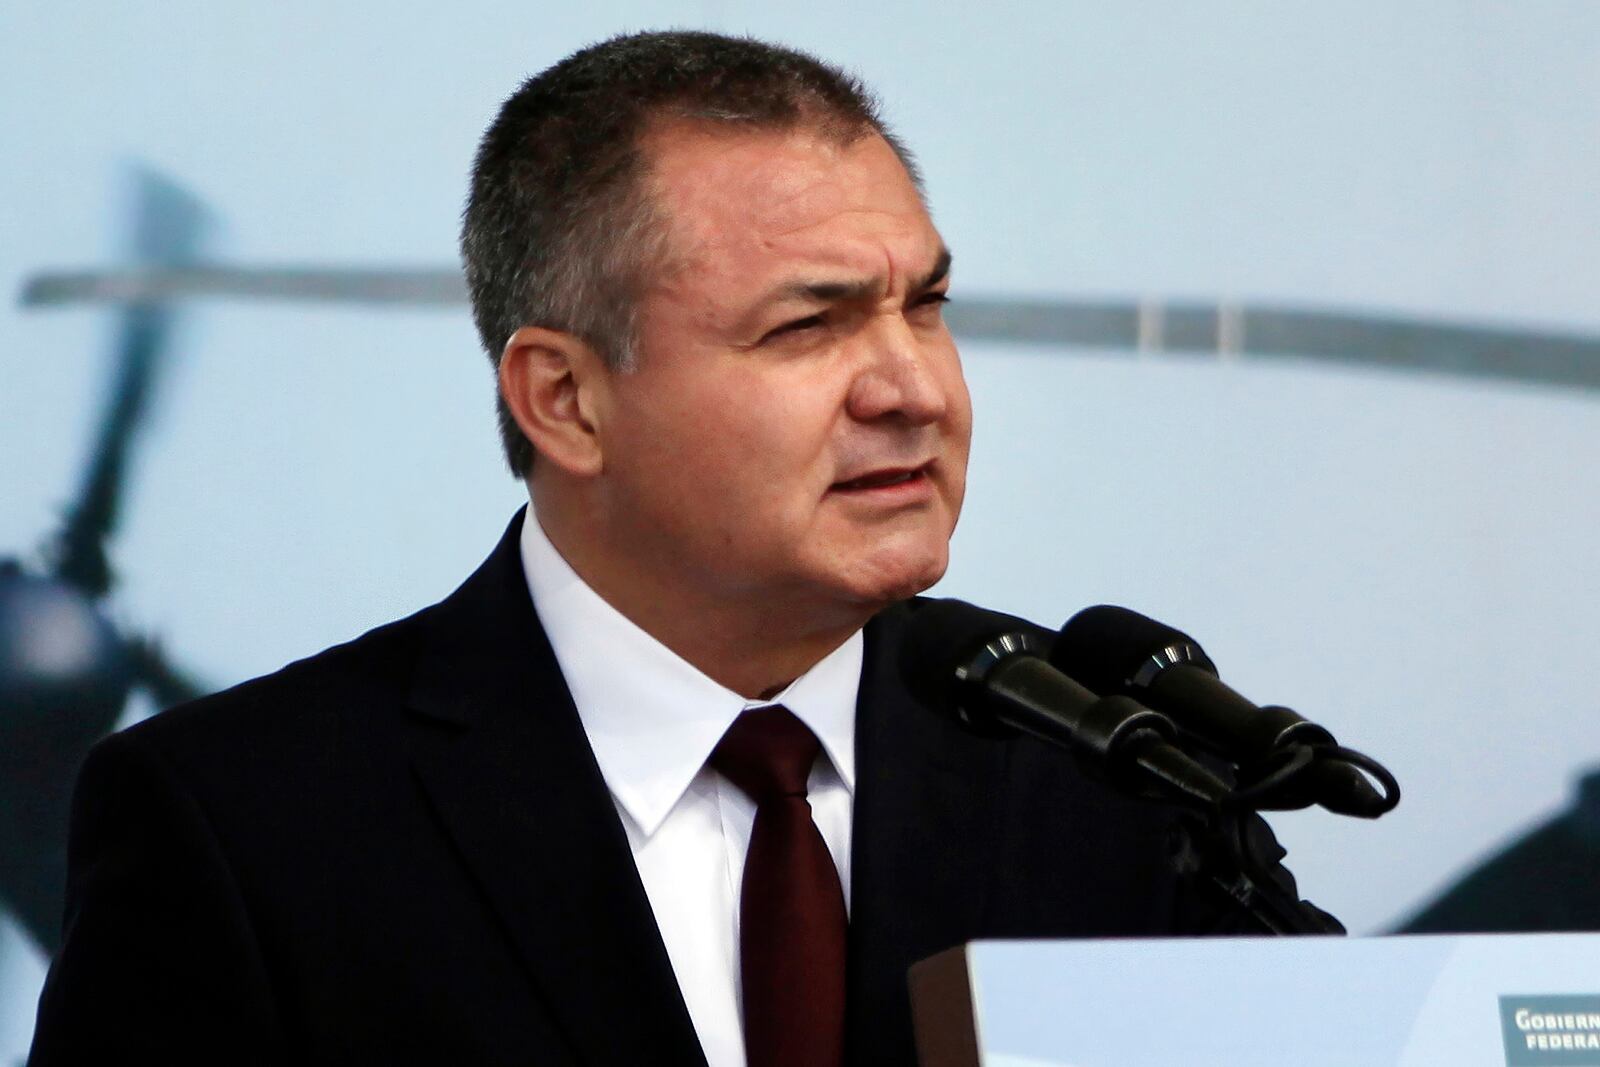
xmin=519 ymin=511 xmax=860 ymax=1067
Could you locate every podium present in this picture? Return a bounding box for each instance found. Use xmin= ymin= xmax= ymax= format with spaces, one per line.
xmin=910 ymin=933 xmax=1600 ymax=1067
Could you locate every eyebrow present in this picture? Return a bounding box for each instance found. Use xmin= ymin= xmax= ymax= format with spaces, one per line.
xmin=770 ymin=244 xmax=954 ymax=305
xmin=915 ymin=245 xmax=955 ymax=293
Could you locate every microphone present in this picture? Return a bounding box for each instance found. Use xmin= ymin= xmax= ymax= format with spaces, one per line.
xmin=899 ymin=598 xmax=1232 ymax=808
xmin=1051 ymin=606 xmax=1395 ymax=817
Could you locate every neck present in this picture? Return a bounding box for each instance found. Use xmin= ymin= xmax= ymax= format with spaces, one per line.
xmin=529 ymin=491 xmax=874 ymax=700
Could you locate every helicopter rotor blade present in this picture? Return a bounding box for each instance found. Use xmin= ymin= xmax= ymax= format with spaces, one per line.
xmin=21 ymin=262 xmax=1600 ymax=392
xmin=49 ymin=168 xmax=209 ymax=598
xmin=22 ymin=265 xmax=467 ymax=307
xmin=126 ymin=635 xmax=209 ymax=709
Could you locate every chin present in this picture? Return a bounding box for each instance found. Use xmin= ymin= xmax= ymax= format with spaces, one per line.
xmin=840 ymin=543 xmax=950 ymax=607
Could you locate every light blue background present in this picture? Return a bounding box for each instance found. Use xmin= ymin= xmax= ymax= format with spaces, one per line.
xmin=4 ymin=2 xmax=1599 ymax=1058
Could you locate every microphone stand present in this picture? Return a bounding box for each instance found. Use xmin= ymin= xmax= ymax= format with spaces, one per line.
xmin=1151 ymin=741 xmax=1348 ymax=935
xmin=1170 ymin=801 xmax=1347 ymax=935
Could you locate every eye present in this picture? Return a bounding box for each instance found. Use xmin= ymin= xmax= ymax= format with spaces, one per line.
xmin=911 ymin=291 xmax=950 ymax=315
xmin=761 ymin=314 xmax=826 ymax=343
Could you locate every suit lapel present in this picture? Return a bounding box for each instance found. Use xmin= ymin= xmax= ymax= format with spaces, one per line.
xmin=405 ymin=513 xmax=708 ymax=1067
xmin=845 ymin=601 xmax=1009 ymax=1066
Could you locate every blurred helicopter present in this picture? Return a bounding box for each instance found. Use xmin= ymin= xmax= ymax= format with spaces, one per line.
xmin=1 ymin=170 xmax=209 ymax=954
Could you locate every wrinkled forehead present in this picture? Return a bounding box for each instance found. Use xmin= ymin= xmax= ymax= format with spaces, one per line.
xmin=638 ymin=120 xmax=933 ymax=276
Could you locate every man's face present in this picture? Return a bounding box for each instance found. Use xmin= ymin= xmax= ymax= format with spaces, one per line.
xmin=589 ymin=123 xmax=972 ymax=622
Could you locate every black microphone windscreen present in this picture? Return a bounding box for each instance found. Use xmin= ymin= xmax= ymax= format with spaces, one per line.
xmin=898 ymin=597 xmax=1050 ymax=717
xmin=1053 ymin=604 xmax=1213 ymax=695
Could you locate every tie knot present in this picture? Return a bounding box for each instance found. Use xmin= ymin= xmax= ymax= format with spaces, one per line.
xmin=711 ymin=705 xmax=821 ymax=803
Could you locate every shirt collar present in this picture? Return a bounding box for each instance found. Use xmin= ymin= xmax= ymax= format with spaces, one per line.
xmin=519 ymin=509 xmax=861 ymax=839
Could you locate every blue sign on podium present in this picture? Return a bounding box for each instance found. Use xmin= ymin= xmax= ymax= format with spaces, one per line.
xmin=910 ymin=933 xmax=1600 ymax=1067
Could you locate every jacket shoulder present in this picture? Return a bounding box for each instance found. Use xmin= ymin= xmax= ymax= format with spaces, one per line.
xmin=114 ymin=604 xmax=437 ymax=771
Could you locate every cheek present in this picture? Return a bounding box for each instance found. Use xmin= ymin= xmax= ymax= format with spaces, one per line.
xmin=635 ymin=402 xmax=808 ymax=515
xmin=953 ymin=375 xmax=974 ymax=431
xmin=937 ymin=361 xmax=974 ymax=515
xmin=722 ymin=373 xmax=842 ymax=469
xmin=611 ymin=360 xmax=844 ymax=516
xmin=941 ymin=357 xmax=975 ymax=445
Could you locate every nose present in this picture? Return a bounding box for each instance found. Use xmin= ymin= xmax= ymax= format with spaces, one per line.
xmin=845 ymin=317 xmax=951 ymax=426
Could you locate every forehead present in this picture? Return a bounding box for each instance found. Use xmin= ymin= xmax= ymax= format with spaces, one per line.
xmin=639 ymin=121 xmax=939 ymax=288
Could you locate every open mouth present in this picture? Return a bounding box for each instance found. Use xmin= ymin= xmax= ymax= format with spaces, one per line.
xmin=832 ymin=465 xmax=929 ymax=492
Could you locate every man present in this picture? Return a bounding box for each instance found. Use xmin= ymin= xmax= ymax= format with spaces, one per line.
xmin=30 ymin=31 xmax=1294 ymax=1067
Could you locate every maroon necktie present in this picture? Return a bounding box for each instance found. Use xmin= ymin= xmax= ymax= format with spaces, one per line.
xmin=711 ymin=705 xmax=847 ymax=1067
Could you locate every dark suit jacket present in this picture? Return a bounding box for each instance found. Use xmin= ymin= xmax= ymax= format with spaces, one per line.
xmin=30 ymin=513 xmax=1270 ymax=1066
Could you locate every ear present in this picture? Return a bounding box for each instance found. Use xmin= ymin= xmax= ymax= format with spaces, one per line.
xmin=498 ymin=326 xmax=609 ymax=477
